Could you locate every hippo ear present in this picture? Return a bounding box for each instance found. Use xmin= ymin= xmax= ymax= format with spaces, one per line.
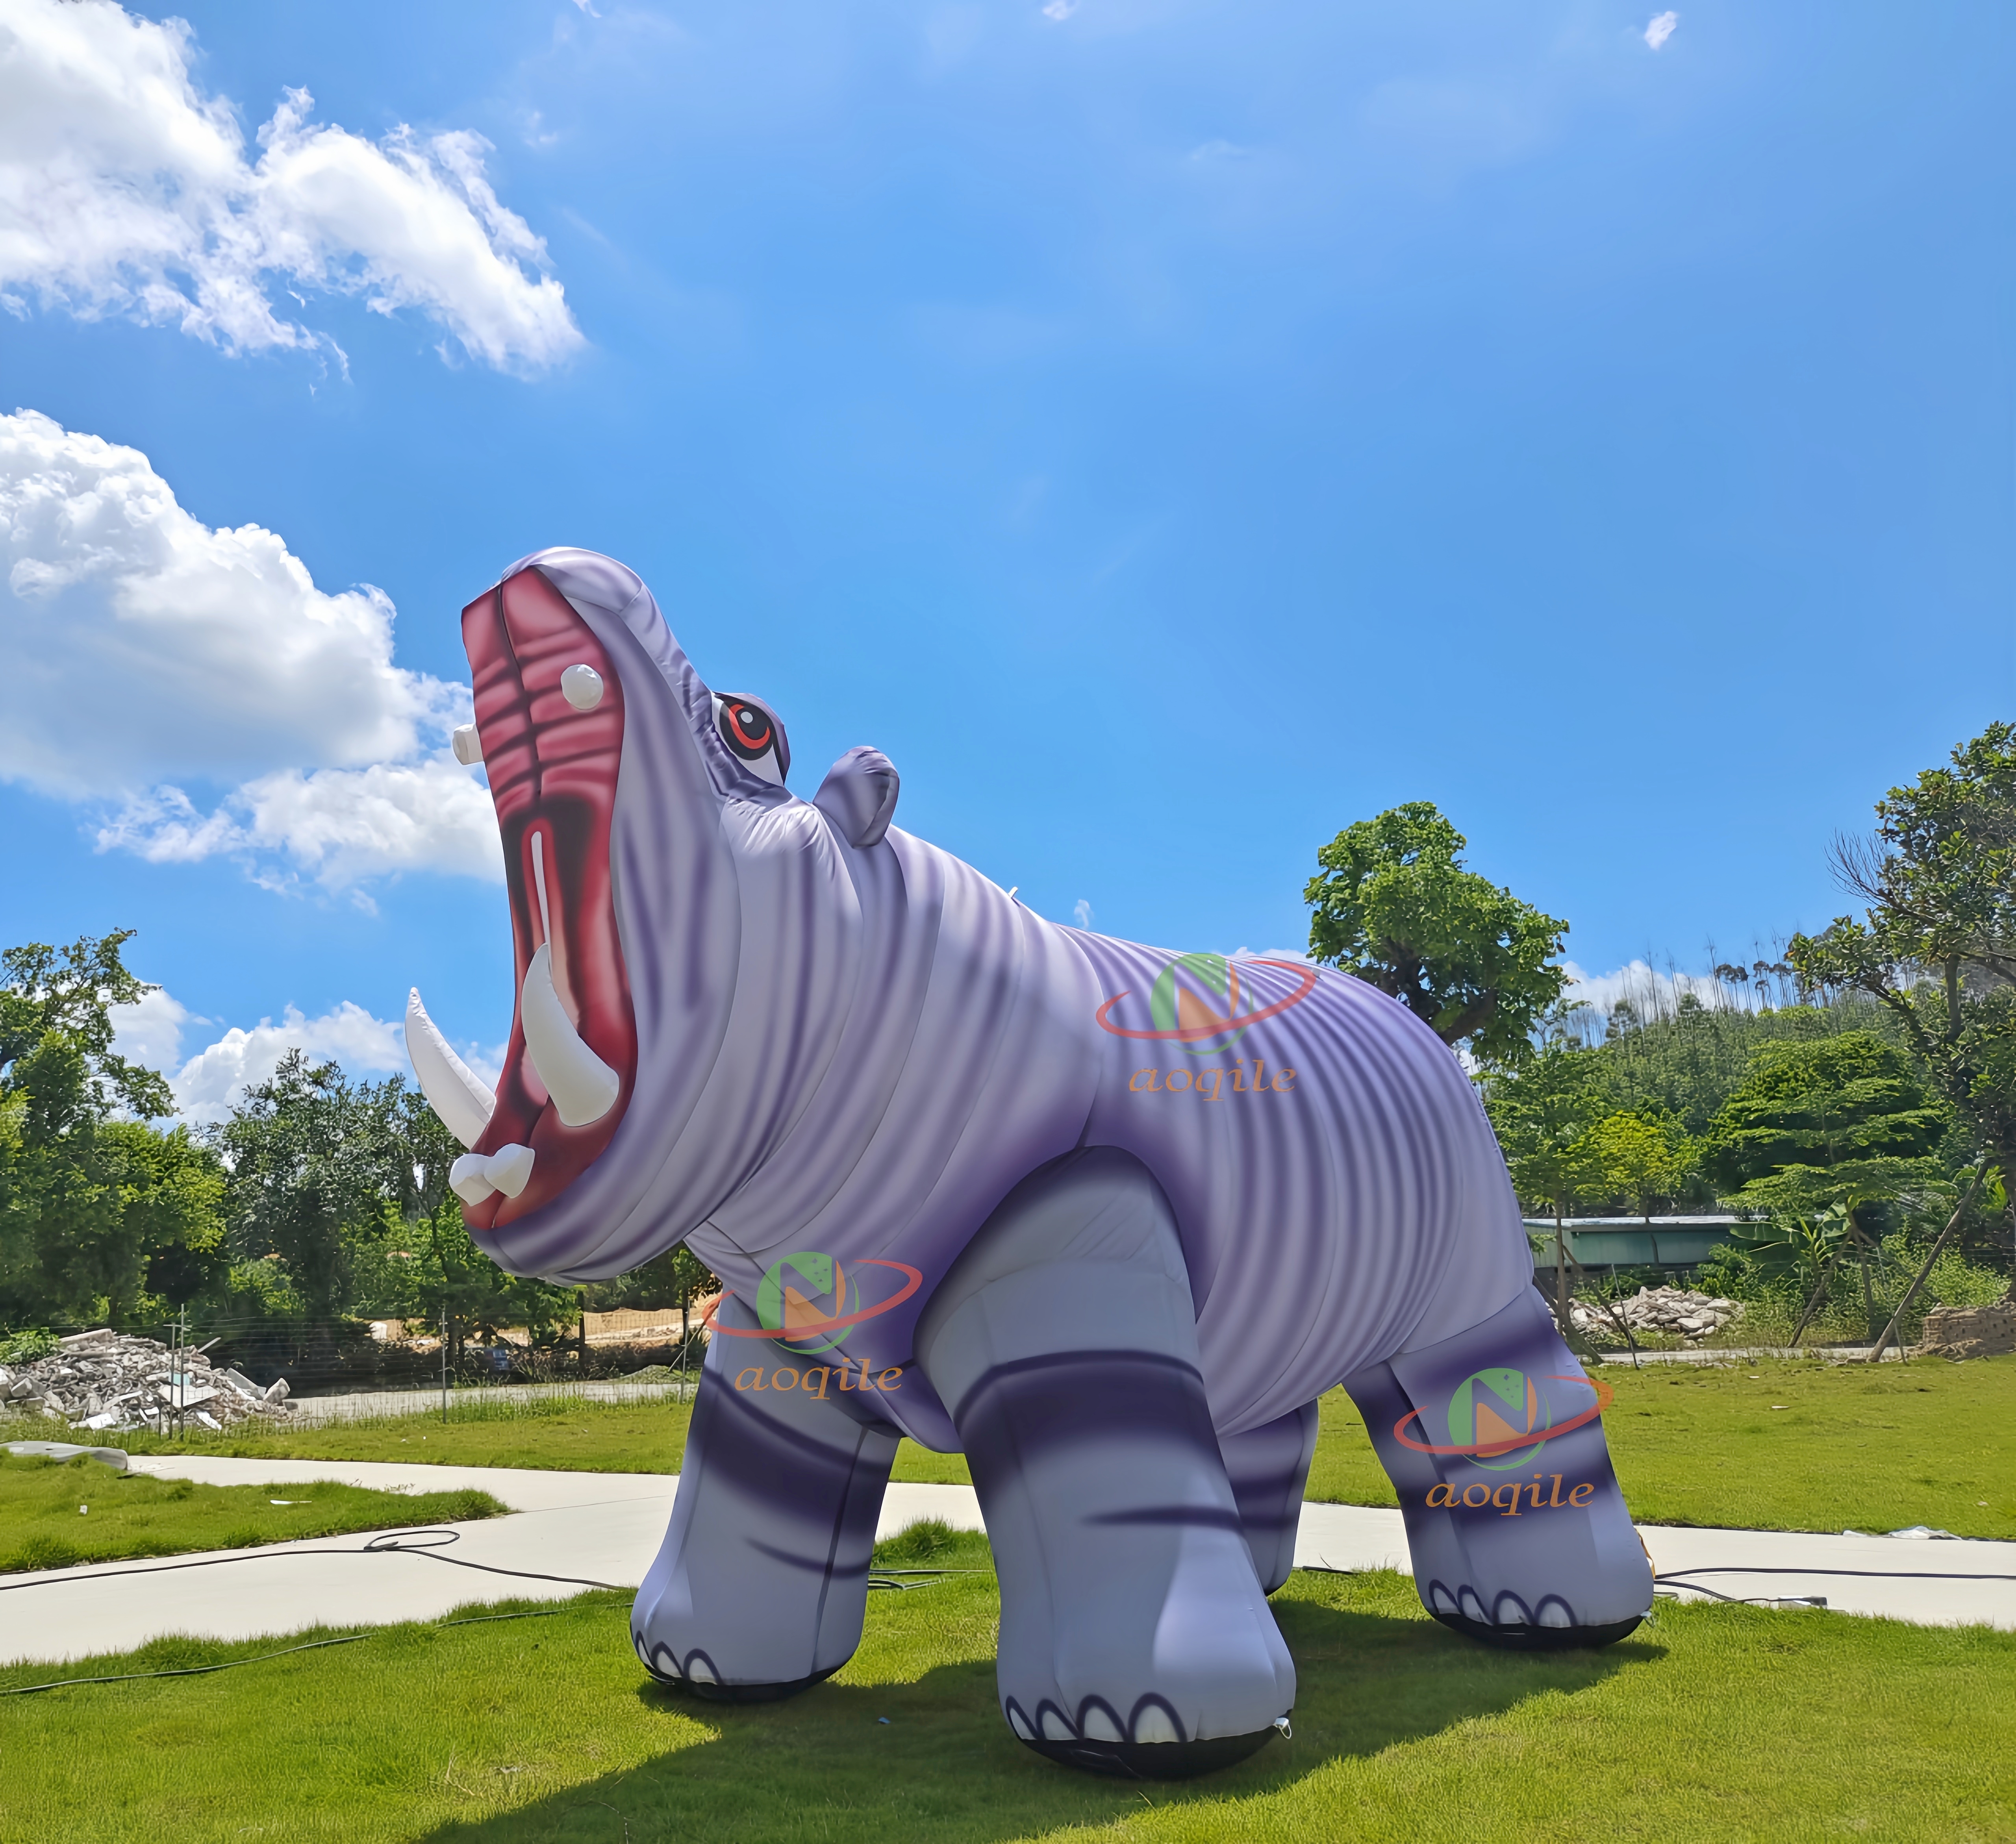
xmin=814 ymin=747 xmax=900 ymax=848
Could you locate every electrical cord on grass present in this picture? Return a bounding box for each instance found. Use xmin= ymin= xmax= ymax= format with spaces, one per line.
xmin=1 ymin=1607 xmax=572 ymax=1697
xmin=0 ymin=1527 xmax=627 ymax=1594
xmin=1653 ymin=1566 xmax=2016 ymax=1601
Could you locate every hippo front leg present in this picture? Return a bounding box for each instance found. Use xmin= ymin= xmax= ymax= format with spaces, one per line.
xmin=632 ymin=1329 xmax=898 ymax=1699
xmin=915 ymin=1148 xmax=1294 ymax=1779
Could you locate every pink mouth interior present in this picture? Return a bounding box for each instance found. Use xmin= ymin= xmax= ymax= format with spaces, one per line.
xmin=461 ymin=568 xmax=637 ymax=1231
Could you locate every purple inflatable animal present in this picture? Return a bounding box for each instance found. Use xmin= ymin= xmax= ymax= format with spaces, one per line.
xmin=407 ymin=548 xmax=1652 ymax=1779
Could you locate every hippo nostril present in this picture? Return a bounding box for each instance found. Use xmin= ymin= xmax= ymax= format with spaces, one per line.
xmin=561 ymin=663 xmax=604 ymax=710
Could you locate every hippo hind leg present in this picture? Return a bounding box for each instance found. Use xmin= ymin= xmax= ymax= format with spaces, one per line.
xmin=915 ymin=1146 xmax=1295 ymax=1780
xmin=1344 ymin=1287 xmax=1653 ymax=1650
xmin=631 ymin=1327 xmax=898 ymax=1700
xmin=1219 ymin=1403 xmax=1319 ymax=1595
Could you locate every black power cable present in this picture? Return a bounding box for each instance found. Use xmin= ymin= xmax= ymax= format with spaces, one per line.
xmin=0 ymin=1526 xmax=626 ymax=1595
xmin=1654 ymin=1565 xmax=2016 ymax=1603
xmin=2 ymin=1607 xmax=576 ymax=1697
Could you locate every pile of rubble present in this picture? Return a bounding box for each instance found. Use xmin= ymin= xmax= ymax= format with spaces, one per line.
xmin=0 ymin=1329 xmax=295 ymax=1435
xmin=1569 ymin=1286 xmax=1744 ymax=1343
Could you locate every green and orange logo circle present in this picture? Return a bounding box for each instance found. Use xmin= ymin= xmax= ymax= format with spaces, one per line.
xmin=1394 ymin=1370 xmax=1613 ymax=1471
xmin=1096 ymin=953 xmax=1318 ymax=1057
xmin=704 ymin=1251 xmax=922 ymax=1357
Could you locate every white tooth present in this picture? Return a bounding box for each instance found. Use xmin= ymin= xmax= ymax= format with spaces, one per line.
xmin=406 ymin=989 xmax=498 ymax=1150
xmin=452 ymin=724 xmax=482 ymax=766
xmin=519 ymin=944 xmax=621 ymax=1127
xmin=483 ymin=1143 xmax=536 ymax=1197
xmin=560 ymin=663 xmax=604 ymax=710
xmin=449 ymin=1153 xmax=497 ymax=1205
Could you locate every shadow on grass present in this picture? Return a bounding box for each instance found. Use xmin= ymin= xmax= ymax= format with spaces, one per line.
xmin=418 ymin=1587 xmax=1658 ymax=1844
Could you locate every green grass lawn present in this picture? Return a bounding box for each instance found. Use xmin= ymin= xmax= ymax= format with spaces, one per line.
xmin=67 ymin=1350 xmax=2016 ymax=1540
xmin=3 ymin=1531 xmax=2011 ymax=1844
xmin=0 ymin=1452 xmax=504 ymax=1573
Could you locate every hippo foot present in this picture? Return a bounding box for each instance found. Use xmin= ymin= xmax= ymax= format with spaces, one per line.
xmin=641 ymin=1657 xmax=841 ymax=1703
xmin=1432 ymin=1610 xmax=1645 ymax=1652
xmin=1017 ymin=1727 xmax=1282 ymax=1780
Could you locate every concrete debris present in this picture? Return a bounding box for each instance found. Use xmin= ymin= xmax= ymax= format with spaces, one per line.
xmin=0 ymin=1329 xmax=295 ymax=1436
xmin=1569 ymin=1286 xmax=1744 ymax=1343
xmin=3 ymin=1440 xmax=128 ymax=1469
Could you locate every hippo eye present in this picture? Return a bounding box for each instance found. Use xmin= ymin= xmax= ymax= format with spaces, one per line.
xmin=713 ymin=693 xmax=790 ymax=785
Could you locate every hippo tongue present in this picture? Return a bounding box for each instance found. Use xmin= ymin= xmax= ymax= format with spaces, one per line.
xmin=453 ymin=565 xmax=639 ymax=1232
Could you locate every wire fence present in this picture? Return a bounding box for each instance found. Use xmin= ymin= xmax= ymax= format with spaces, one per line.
xmin=3 ymin=1302 xmax=713 ymax=1438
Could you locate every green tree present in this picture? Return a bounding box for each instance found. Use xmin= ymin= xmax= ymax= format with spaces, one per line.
xmin=211 ymin=1052 xmax=409 ymax=1331
xmin=1703 ymin=1033 xmax=1949 ymax=1337
xmin=0 ymin=932 xmax=220 ymax=1328
xmin=1701 ymin=1033 xmax=1945 ymax=1206
xmin=1304 ymin=802 xmax=1569 ymax=1066
xmin=1576 ymin=1110 xmax=1694 ymax=1225
xmin=1482 ymin=1041 xmax=1606 ymax=1326
xmin=343 ymin=1085 xmax=579 ymax=1363
xmin=1788 ymin=724 xmax=2016 ymax=1296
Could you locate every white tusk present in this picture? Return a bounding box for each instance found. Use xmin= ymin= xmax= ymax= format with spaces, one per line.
xmin=520 ymin=944 xmax=621 ymax=1127
xmin=406 ymin=989 xmax=498 ymax=1150
xmin=452 ymin=724 xmax=483 ymax=766
xmin=449 ymin=1153 xmax=496 ymax=1206
xmin=484 ymin=1143 xmax=536 ymax=1198
xmin=560 ymin=664 xmax=604 ymax=710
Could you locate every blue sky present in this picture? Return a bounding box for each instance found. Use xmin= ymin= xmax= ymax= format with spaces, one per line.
xmin=0 ymin=0 xmax=2009 ymax=1114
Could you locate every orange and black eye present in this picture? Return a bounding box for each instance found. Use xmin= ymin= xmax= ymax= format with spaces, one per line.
xmin=714 ymin=692 xmax=790 ymax=781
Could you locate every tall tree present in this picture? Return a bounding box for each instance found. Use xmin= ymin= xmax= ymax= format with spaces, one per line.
xmin=1304 ymin=802 xmax=1569 ymax=1067
xmin=1701 ymin=1033 xmax=1946 ymax=1211
xmin=1788 ymin=724 xmax=2016 ymax=1296
xmin=1576 ymin=1111 xmax=1694 ymax=1226
xmin=211 ymin=1051 xmax=407 ymax=1330
xmin=1482 ymin=1041 xmax=1606 ymax=1326
xmin=0 ymin=932 xmax=219 ymax=1328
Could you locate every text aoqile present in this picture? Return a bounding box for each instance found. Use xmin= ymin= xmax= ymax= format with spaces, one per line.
xmin=1129 ymin=1057 xmax=1297 ymax=1098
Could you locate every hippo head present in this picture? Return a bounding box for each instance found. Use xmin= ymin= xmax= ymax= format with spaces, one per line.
xmin=405 ymin=548 xmax=889 ymax=1283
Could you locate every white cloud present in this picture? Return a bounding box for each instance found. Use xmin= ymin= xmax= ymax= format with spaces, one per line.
xmin=132 ymin=994 xmax=503 ymax=1127
xmin=164 ymin=1000 xmax=407 ymax=1125
xmin=98 ymin=761 xmax=504 ymax=892
xmin=1073 ymin=898 xmax=1094 ymax=929
xmin=1041 ymin=0 xmax=1077 ymax=19
xmin=0 ymin=0 xmax=582 ymax=371
xmin=1560 ymin=958 xmax=1722 ymax=1017
xmin=1643 ymin=11 xmax=1679 ymax=51
xmin=0 ymin=409 xmax=502 ymax=888
xmin=107 ymin=983 xmax=197 ymax=1076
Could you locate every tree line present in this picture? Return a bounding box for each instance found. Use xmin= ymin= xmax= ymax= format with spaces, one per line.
xmin=0 ymin=935 xmax=711 ymax=1361
xmin=2 ymin=724 xmax=2010 ymax=1355
xmin=1304 ymin=724 xmax=2016 ymax=1333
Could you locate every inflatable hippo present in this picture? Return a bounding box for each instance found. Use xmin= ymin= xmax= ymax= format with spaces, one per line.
xmin=406 ymin=548 xmax=1652 ymax=1779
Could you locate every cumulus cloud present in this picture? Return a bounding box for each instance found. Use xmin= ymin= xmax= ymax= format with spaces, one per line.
xmin=0 ymin=0 xmax=581 ymax=371
xmin=111 ymin=989 xmax=502 ymax=1127
xmin=0 ymin=408 xmax=502 ymax=887
xmin=98 ymin=762 xmax=504 ymax=892
xmin=1643 ymin=11 xmax=1679 ymax=51
xmin=163 ymin=1001 xmax=405 ymax=1125
xmin=1560 ymin=958 xmax=1721 ymax=1016
xmin=106 ymin=983 xmax=198 ymax=1077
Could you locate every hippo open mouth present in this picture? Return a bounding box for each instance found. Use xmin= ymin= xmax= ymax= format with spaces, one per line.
xmin=407 ymin=565 xmax=639 ymax=1231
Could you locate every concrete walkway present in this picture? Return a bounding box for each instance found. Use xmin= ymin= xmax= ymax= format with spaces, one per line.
xmin=3 ymin=1458 xmax=2011 ymax=1667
